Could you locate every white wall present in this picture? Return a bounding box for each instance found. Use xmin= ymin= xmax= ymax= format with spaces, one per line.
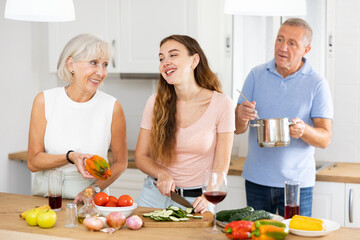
xmin=0 ymin=1 xmax=37 ymax=194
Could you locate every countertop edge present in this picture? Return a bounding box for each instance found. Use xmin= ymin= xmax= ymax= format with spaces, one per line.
xmin=8 ymin=151 xmax=360 ymax=183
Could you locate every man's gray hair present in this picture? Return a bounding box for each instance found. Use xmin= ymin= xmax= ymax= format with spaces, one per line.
xmin=282 ymin=18 xmax=313 ymax=47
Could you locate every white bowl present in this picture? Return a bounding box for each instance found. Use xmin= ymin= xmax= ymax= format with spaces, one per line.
xmin=95 ymin=203 xmax=137 ymax=217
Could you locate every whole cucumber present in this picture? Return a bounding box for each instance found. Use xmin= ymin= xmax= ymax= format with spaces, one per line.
xmin=241 ymin=210 xmax=272 ymax=221
xmin=216 ymin=206 xmax=254 ymax=222
xmin=227 ymin=210 xmax=254 ymax=222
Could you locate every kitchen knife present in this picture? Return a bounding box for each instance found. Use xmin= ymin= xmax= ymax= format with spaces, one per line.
xmin=170 ymin=191 xmax=193 ymax=208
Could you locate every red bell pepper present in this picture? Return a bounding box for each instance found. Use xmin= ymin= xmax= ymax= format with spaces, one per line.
xmin=225 ymin=220 xmax=254 ymax=239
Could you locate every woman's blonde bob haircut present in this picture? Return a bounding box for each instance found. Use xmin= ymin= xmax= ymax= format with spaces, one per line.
xmin=57 ymin=34 xmax=112 ymax=83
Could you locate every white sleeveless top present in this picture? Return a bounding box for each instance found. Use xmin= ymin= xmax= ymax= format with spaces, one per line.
xmin=44 ymin=87 xmax=116 ymax=172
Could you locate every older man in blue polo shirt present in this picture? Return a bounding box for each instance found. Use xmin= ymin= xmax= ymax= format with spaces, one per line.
xmin=235 ymin=18 xmax=333 ymax=217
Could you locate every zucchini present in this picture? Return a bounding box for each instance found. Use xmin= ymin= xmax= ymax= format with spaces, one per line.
xmin=216 ymin=206 xmax=254 ymax=221
xmin=241 ymin=210 xmax=272 ymax=221
xmin=193 ymin=215 xmax=204 ymax=219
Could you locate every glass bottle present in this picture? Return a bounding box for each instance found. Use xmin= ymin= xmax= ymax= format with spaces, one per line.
xmin=77 ymin=188 xmax=99 ymax=223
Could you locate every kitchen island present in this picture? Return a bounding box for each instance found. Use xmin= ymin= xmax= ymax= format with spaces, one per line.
xmin=0 ymin=192 xmax=358 ymax=240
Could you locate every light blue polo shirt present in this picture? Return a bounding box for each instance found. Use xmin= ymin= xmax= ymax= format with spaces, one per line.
xmin=238 ymin=58 xmax=333 ymax=188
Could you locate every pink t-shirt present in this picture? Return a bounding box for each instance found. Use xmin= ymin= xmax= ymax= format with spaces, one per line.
xmin=140 ymin=91 xmax=235 ymax=187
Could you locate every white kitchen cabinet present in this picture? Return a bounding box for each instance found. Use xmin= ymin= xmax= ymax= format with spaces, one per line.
xmin=313 ymin=181 xmax=360 ymax=228
xmin=217 ymin=175 xmax=247 ymax=212
xmin=119 ymin=0 xmax=222 ymax=74
xmin=48 ymin=0 xmax=121 ymax=73
xmin=345 ymin=183 xmax=360 ymax=227
xmin=108 ymin=168 xmax=146 ymax=201
xmin=312 ymin=181 xmax=345 ymax=225
xmin=48 ymin=0 xmax=223 ymax=75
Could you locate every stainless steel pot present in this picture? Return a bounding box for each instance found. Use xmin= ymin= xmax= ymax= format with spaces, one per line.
xmin=249 ymin=118 xmax=296 ymax=147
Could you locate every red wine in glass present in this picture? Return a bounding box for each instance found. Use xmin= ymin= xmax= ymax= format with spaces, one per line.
xmin=204 ymin=191 xmax=227 ymax=204
xmin=285 ymin=204 xmax=299 ymax=219
xmin=203 ymin=170 xmax=227 ymax=233
xmin=49 ymin=195 xmax=62 ymax=210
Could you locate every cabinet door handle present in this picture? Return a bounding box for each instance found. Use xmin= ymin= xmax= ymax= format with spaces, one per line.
xmin=112 ymin=40 xmax=116 ymax=68
xmin=349 ymin=188 xmax=353 ymax=223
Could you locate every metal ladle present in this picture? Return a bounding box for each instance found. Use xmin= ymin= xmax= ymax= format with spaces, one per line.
xmin=237 ymin=89 xmax=260 ymax=119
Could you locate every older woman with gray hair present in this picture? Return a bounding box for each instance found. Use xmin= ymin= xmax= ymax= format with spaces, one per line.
xmin=28 ymin=34 xmax=128 ymax=203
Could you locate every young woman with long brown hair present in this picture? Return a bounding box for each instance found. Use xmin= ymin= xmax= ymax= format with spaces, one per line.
xmin=135 ymin=35 xmax=234 ymax=213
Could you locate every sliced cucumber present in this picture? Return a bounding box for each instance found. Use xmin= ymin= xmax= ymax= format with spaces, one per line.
xmin=169 ymin=216 xmax=179 ymax=221
xmin=186 ymin=207 xmax=194 ymax=214
xmin=143 ymin=213 xmax=153 ymax=217
xmin=161 ymin=210 xmax=173 ymax=218
xmin=168 ymin=206 xmax=180 ymax=211
xmin=144 ymin=206 xmax=199 ymax=222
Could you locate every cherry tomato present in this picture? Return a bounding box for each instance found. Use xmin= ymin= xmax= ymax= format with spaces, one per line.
xmin=94 ymin=192 xmax=109 ymax=206
xmin=109 ymin=195 xmax=117 ymax=203
xmin=117 ymin=195 xmax=133 ymax=207
xmin=105 ymin=201 xmax=118 ymax=207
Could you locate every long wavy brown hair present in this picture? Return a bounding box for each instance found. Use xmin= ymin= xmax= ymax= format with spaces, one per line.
xmin=150 ymin=35 xmax=222 ymax=166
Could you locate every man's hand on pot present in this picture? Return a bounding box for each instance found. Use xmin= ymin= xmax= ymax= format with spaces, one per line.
xmin=290 ymin=117 xmax=305 ymax=138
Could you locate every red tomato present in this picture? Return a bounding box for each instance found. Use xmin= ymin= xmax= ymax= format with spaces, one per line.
xmin=94 ymin=192 xmax=109 ymax=206
xmin=105 ymin=201 xmax=118 ymax=207
xmin=117 ymin=195 xmax=133 ymax=207
xmin=109 ymin=195 xmax=117 ymax=203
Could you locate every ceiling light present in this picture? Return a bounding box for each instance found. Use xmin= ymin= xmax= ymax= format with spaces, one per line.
xmin=4 ymin=0 xmax=75 ymax=22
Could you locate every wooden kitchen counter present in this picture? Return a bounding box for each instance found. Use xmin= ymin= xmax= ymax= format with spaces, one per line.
xmin=8 ymin=151 xmax=360 ymax=183
xmin=0 ymin=192 xmax=358 ymax=240
xmin=316 ymin=162 xmax=360 ymax=183
xmin=8 ymin=150 xmax=244 ymax=176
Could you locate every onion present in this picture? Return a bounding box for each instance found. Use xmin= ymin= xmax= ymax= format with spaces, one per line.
xmin=126 ymin=215 xmax=143 ymax=230
xmin=106 ymin=212 xmax=126 ymax=230
xmin=83 ymin=216 xmax=104 ymax=231
xmin=98 ymin=216 xmax=107 ymax=227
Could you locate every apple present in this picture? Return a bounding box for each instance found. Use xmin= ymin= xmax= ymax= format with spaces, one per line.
xmin=25 ymin=208 xmax=41 ymax=226
xmin=37 ymin=209 xmax=57 ymax=228
xmin=106 ymin=212 xmax=126 ymax=230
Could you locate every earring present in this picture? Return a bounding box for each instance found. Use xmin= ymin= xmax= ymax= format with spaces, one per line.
xmin=71 ymin=70 xmax=74 ymax=73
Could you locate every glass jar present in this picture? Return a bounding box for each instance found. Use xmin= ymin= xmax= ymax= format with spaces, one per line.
xmin=77 ymin=188 xmax=99 ymax=223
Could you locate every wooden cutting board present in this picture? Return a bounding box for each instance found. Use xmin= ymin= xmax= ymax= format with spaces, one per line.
xmin=138 ymin=209 xmax=213 ymax=228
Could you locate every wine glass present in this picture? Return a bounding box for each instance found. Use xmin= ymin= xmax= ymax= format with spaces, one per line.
xmin=202 ymin=170 xmax=227 ymax=233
